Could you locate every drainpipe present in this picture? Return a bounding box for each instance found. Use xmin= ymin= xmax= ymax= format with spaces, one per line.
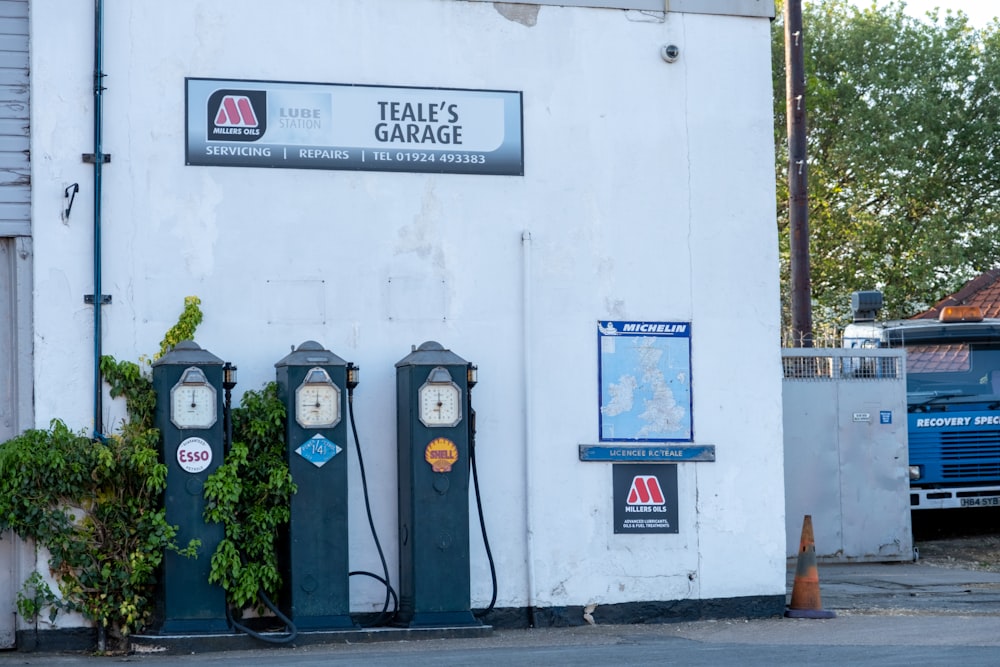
xmin=92 ymin=0 xmax=106 ymax=437
xmin=520 ymin=230 xmax=537 ymax=627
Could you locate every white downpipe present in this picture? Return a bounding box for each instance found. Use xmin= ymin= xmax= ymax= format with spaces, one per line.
xmin=521 ymin=230 xmax=537 ymax=624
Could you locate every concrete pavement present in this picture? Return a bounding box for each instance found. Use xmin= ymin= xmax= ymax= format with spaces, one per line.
xmin=813 ymin=559 xmax=1000 ymax=616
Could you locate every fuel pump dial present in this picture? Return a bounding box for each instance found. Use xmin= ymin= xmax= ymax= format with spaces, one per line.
xmin=418 ymin=366 xmax=462 ymax=427
xmin=295 ymin=366 xmax=341 ymax=428
xmin=170 ymin=366 xmax=218 ymax=429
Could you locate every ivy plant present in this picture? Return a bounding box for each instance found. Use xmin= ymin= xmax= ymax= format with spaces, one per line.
xmin=0 ymin=297 xmax=205 ymax=651
xmin=157 ymin=295 xmax=203 ymax=359
xmin=16 ymin=567 xmax=60 ymax=624
xmin=204 ymin=382 xmax=296 ymax=613
xmin=0 ymin=295 xmax=297 ymax=646
xmin=0 ymin=419 xmax=197 ymax=646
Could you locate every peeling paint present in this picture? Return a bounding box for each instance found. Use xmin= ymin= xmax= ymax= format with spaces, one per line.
xmin=494 ymin=3 xmax=539 ymax=26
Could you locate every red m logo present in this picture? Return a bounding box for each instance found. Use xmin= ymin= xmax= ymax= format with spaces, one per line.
xmin=627 ymin=475 xmax=665 ymax=505
xmin=214 ymin=95 xmax=258 ymax=127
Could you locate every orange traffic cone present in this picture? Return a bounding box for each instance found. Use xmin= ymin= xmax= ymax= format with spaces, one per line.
xmin=785 ymin=514 xmax=836 ymax=619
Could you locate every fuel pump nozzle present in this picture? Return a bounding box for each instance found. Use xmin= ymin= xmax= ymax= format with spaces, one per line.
xmin=222 ymin=362 xmax=237 ymax=454
xmin=466 ymin=364 xmax=478 ymax=438
xmin=346 ymin=362 xmax=360 ymax=392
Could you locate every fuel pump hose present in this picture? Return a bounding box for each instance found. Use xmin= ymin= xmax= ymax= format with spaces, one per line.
xmin=468 ymin=404 xmax=498 ymax=617
xmin=348 ymin=384 xmax=398 ymax=626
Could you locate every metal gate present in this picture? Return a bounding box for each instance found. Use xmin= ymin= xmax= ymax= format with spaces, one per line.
xmin=0 ymin=237 xmax=25 ymax=648
xmin=783 ymin=348 xmax=913 ymax=562
xmin=0 ymin=238 xmax=15 ymax=443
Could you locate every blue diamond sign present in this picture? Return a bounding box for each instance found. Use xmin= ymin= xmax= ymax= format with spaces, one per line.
xmin=296 ymin=434 xmax=342 ymax=467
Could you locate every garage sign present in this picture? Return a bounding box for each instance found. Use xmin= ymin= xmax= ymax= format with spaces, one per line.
xmin=186 ymin=77 xmax=523 ymax=176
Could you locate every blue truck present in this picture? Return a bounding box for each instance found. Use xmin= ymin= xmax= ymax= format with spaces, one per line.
xmin=844 ymin=290 xmax=1000 ymax=509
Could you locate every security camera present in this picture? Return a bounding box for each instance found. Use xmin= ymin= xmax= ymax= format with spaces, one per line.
xmin=661 ymin=44 xmax=680 ymax=63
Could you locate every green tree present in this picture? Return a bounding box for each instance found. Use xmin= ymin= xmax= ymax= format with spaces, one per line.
xmin=773 ymin=1 xmax=1000 ymax=336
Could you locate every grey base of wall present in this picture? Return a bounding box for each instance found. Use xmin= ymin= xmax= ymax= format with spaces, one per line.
xmin=15 ymin=627 xmax=99 ymax=653
xmin=481 ymin=595 xmax=785 ymax=629
xmin=14 ymin=595 xmax=785 ymax=654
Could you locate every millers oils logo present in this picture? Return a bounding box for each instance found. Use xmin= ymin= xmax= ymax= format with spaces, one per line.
xmin=625 ymin=475 xmax=667 ymax=512
xmin=207 ymin=89 xmax=266 ymax=142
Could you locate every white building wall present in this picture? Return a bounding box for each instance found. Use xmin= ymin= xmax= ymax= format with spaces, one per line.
xmin=29 ymin=0 xmax=783 ymax=620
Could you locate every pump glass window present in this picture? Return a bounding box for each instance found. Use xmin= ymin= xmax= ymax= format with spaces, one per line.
xmin=418 ymin=367 xmax=462 ymax=427
xmin=170 ymin=366 xmax=218 ymax=429
xmin=295 ymin=367 xmax=341 ymax=428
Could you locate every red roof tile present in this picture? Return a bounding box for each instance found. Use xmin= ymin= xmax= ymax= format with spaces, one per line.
xmin=915 ymin=269 xmax=1000 ymax=320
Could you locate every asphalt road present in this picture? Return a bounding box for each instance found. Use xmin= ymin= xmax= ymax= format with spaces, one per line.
xmin=5 ymin=616 xmax=1000 ymax=667
xmin=6 ymin=557 xmax=1000 ymax=666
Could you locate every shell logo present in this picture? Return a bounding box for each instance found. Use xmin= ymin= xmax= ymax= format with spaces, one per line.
xmin=425 ymin=438 xmax=459 ymax=472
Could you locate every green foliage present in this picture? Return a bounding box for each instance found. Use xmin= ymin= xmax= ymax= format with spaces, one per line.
xmin=17 ymin=571 xmax=60 ymax=624
xmin=157 ymin=295 xmax=203 ymax=359
xmin=773 ymin=1 xmax=1000 ymax=335
xmin=204 ymin=383 xmax=295 ymax=612
xmin=0 ymin=297 xmax=206 ymax=648
xmin=0 ymin=420 xmax=196 ymax=640
xmin=100 ymin=356 xmax=155 ymax=435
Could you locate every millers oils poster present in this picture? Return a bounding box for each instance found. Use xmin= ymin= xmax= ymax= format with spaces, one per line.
xmin=613 ymin=464 xmax=679 ymax=534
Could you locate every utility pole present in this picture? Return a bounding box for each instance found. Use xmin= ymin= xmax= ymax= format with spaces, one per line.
xmin=785 ymin=0 xmax=813 ymax=347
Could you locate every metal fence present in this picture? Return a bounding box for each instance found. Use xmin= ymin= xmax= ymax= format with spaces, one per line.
xmin=782 ymin=348 xmax=903 ymax=381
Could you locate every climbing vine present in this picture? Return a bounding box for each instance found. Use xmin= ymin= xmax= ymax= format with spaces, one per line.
xmin=157 ymin=295 xmax=203 ymax=359
xmin=0 ymin=419 xmax=197 ymax=647
xmin=0 ymin=297 xmax=205 ymax=650
xmin=204 ymin=383 xmax=295 ymax=613
xmin=0 ymin=295 xmax=297 ymax=647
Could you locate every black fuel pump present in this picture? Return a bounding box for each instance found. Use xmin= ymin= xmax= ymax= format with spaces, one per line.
xmin=151 ymin=340 xmax=228 ymax=633
xmin=275 ymin=341 xmax=355 ymax=630
xmin=394 ymin=341 xmax=481 ymax=627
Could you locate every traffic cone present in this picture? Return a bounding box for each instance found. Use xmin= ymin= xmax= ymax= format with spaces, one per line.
xmin=785 ymin=514 xmax=836 ymax=619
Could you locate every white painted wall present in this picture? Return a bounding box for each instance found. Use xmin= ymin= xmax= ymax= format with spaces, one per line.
xmin=29 ymin=0 xmax=783 ymax=620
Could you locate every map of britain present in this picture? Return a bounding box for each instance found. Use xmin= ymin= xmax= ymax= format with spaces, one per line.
xmin=598 ymin=321 xmax=692 ymax=442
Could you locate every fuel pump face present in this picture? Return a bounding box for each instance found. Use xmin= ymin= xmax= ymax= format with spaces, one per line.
xmin=418 ymin=366 xmax=462 ymax=427
xmin=294 ymin=366 xmax=341 ymax=428
xmin=170 ymin=366 xmax=218 ymax=429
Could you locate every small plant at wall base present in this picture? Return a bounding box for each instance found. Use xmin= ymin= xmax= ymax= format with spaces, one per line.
xmin=16 ymin=571 xmax=60 ymax=624
xmin=204 ymin=382 xmax=296 ymax=615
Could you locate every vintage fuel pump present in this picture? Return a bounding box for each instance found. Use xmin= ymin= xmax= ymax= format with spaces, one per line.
xmin=152 ymin=340 xmax=228 ymax=633
xmin=275 ymin=341 xmax=356 ymax=629
xmin=395 ymin=341 xmax=480 ymax=627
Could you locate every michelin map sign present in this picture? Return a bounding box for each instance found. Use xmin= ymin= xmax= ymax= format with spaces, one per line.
xmin=185 ymin=77 xmax=524 ymax=176
xmin=598 ymin=321 xmax=693 ymax=442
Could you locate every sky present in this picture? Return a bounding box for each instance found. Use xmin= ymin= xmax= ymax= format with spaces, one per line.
xmin=846 ymin=1 xmax=998 ymax=28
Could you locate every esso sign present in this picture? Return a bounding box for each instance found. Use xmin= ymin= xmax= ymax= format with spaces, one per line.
xmin=176 ymin=437 xmax=213 ymax=473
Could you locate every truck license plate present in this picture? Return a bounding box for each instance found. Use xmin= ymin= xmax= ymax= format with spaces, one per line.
xmin=960 ymin=497 xmax=1000 ymax=507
